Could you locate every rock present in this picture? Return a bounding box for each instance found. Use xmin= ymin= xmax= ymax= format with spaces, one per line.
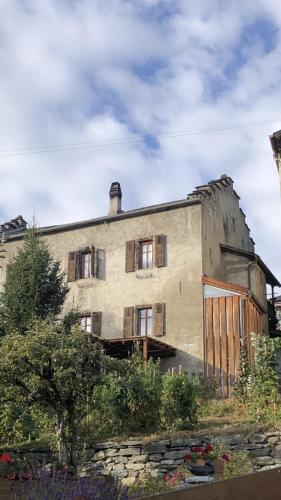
xmin=150 ymin=469 xmax=162 ymax=478
xmin=130 ymin=454 xmax=149 ymax=463
xmin=128 ymin=471 xmax=139 ymax=478
xmin=175 ymin=459 xmax=184 ymax=465
xmin=144 ymin=440 xmax=170 ymax=454
xmin=118 ymin=447 xmax=140 ymax=456
xmin=114 ymin=456 xmax=128 ymax=464
xmin=249 ymin=434 xmax=267 ymax=444
xmin=273 ymin=444 xmax=281 ymax=459
xmin=184 ymin=476 xmax=214 ymax=484
xmin=119 ymin=441 xmax=142 ymax=447
xmin=164 ymin=450 xmax=187 ymax=460
xmin=215 ymin=434 xmax=242 ymax=446
xmin=122 ymin=477 xmax=136 ymax=487
xmin=93 ymin=451 xmax=105 ymax=461
xmin=170 ymin=439 xmax=187 ymax=448
xmin=94 ymin=442 xmax=117 ymax=450
xmin=254 ymin=456 xmax=275 ymax=466
xmin=113 ymin=463 xmax=125 ymax=471
xmin=145 ymin=462 xmax=162 ymax=469
xmin=268 ymin=437 xmax=279 ymax=445
xmin=149 ymin=454 xmax=162 ymax=461
xmin=249 ymin=448 xmax=271 ymax=458
xmin=126 ymin=463 xmax=145 ymax=471
xmin=260 ymin=465 xmax=280 ymax=471
xmin=160 ymin=460 xmax=175 ymax=466
xmin=111 ymin=470 xmax=128 ymax=478
xmin=105 ymin=449 xmax=119 ymax=458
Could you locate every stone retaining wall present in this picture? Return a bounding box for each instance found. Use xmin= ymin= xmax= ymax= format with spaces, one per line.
xmin=78 ymin=430 xmax=281 ymax=486
xmin=3 ymin=430 xmax=281 ymax=486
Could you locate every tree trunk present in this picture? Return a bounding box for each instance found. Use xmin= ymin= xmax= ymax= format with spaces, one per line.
xmin=67 ymin=406 xmax=77 ymax=467
xmin=56 ymin=411 xmax=68 ymax=465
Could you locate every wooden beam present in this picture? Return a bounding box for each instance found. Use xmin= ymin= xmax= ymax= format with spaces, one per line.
xmin=202 ymin=276 xmax=248 ymax=296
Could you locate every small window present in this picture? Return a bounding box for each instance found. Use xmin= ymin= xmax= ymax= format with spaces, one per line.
xmin=140 ymin=241 xmax=153 ymax=269
xmin=139 ymin=307 xmax=153 ymax=336
xmin=81 ymin=252 xmax=91 ymax=279
xmin=80 ymin=315 xmax=92 ymax=333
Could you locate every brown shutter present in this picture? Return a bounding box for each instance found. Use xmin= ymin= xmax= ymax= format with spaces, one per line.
xmin=67 ymin=252 xmax=77 ymax=282
xmin=155 ymin=235 xmax=166 ymax=267
xmin=153 ymin=303 xmax=165 ymax=336
xmin=75 ymin=251 xmax=82 ymax=279
xmin=135 ymin=240 xmax=142 ymax=270
xmin=91 ymin=245 xmax=96 ymax=277
xmin=125 ymin=241 xmax=135 ymax=272
xmin=91 ymin=312 xmax=102 ymax=337
xmin=123 ymin=307 xmax=134 ymax=337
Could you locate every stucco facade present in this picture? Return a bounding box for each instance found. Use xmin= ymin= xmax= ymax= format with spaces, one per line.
xmin=0 ymin=175 xmax=279 ymax=376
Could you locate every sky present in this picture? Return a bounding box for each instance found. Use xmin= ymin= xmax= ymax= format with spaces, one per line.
xmin=0 ymin=0 xmax=281 ymax=282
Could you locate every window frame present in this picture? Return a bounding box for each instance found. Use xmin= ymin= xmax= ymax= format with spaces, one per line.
xmin=81 ymin=251 xmax=92 ymax=279
xmin=80 ymin=314 xmax=92 ymax=333
xmin=139 ymin=239 xmax=153 ymax=270
xmin=138 ymin=306 xmax=153 ymax=336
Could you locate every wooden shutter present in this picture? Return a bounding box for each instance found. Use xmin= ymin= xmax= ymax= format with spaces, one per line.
xmin=75 ymin=251 xmax=82 ymax=280
xmin=91 ymin=245 xmax=96 ymax=277
xmin=153 ymin=303 xmax=165 ymax=336
xmin=91 ymin=312 xmax=102 ymax=337
xmin=125 ymin=241 xmax=135 ymax=272
xmin=135 ymin=240 xmax=142 ymax=270
xmin=67 ymin=252 xmax=77 ymax=282
xmin=155 ymin=235 xmax=166 ymax=267
xmin=123 ymin=307 xmax=134 ymax=337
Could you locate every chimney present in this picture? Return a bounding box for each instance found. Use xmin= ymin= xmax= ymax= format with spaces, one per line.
xmin=109 ymin=182 xmax=122 ymax=215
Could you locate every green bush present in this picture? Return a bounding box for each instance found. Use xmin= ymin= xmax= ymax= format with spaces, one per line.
xmin=224 ymin=451 xmax=252 ymax=479
xmin=160 ymin=373 xmax=198 ymax=430
xmin=94 ymin=351 xmax=162 ymax=434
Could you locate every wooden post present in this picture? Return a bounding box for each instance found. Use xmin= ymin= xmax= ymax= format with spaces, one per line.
xmin=143 ymin=337 xmax=148 ymax=364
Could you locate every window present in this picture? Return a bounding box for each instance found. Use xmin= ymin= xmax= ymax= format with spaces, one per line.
xmin=80 ymin=315 xmax=92 ymax=333
xmin=141 ymin=240 xmax=153 ymax=269
xmin=81 ymin=251 xmax=91 ymax=278
xmin=139 ymin=307 xmax=153 ymax=336
xmin=125 ymin=235 xmax=166 ymax=273
xmin=80 ymin=312 xmax=102 ymax=336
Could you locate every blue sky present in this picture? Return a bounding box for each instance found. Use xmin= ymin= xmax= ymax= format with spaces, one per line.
xmin=0 ymin=0 xmax=280 ymax=281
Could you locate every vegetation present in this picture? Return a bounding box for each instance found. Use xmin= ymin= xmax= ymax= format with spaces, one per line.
xmin=235 ymin=334 xmax=281 ymax=422
xmin=0 ymin=317 xmax=105 ymax=466
xmin=1 ymin=231 xmax=68 ymax=334
xmin=160 ymin=372 xmax=198 ymax=430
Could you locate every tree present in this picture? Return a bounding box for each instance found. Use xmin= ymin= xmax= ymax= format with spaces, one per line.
xmin=0 ymin=317 xmax=105 ymax=465
xmin=1 ymin=232 xmax=69 ymax=333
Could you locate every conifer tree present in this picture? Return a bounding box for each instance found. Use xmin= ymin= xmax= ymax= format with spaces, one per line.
xmin=1 ymin=231 xmax=69 ymax=334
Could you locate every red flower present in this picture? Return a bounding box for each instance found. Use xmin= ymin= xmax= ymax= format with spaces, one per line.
xmin=184 ymin=454 xmax=192 ymax=462
xmin=163 ymin=473 xmax=170 ymax=482
xmin=205 ymin=444 xmax=213 ymax=452
xmin=0 ymin=453 xmax=11 ymax=463
xmin=222 ymin=454 xmax=230 ymax=462
xmin=191 ymin=446 xmax=202 ymax=453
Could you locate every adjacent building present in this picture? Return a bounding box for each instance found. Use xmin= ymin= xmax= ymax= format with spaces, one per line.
xmin=270 ymin=129 xmax=281 ymax=193
xmin=0 ymin=175 xmax=279 ymax=396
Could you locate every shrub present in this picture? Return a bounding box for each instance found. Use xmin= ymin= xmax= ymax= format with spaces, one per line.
xmin=223 ymin=451 xmax=252 ymax=479
xmin=160 ymin=373 xmax=198 ymax=430
xmin=95 ymin=351 xmax=162 ymax=434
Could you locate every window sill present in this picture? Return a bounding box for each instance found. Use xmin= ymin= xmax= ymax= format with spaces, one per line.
xmin=136 ymin=270 xmax=154 ymax=279
xmin=77 ymin=278 xmax=95 ymax=288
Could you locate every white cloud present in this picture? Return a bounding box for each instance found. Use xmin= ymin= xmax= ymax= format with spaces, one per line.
xmin=0 ymin=0 xmax=280 ymax=282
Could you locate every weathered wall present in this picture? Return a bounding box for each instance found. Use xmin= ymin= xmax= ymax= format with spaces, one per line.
xmin=0 ymin=204 xmax=204 ymax=374
xmin=201 ymin=182 xmax=254 ymax=280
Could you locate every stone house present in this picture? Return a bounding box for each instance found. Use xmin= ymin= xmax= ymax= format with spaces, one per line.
xmin=0 ymin=175 xmax=279 ymax=397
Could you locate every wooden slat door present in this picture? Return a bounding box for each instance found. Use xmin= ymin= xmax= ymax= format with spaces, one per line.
xmin=204 ymin=295 xmax=263 ymax=398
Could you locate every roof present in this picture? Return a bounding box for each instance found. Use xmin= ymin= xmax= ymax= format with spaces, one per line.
xmin=220 ymin=244 xmax=281 ymax=287
xmin=2 ymin=198 xmax=201 ymax=241
xmin=270 ymin=129 xmax=281 ymax=155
